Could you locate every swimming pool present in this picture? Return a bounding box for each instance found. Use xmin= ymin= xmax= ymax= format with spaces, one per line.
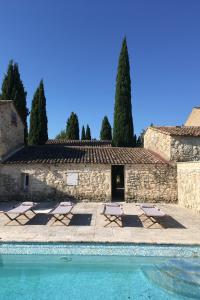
xmin=0 ymin=243 xmax=199 ymax=300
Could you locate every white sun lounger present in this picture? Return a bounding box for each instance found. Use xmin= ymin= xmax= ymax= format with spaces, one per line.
xmin=3 ymin=201 xmax=36 ymax=225
xmin=139 ymin=206 xmax=166 ymax=228
xmin=101 ymin=203 xmax=124 ymax=227
xmin=49 ymin=201 xmax=74 ymax=225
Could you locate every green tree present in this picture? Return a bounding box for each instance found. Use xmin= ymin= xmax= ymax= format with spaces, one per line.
xmin=81 ymin=126 xmax=86 ymax=140
xmin=136 ymin=129 xmax=146 ymax=147
xmin=0 ymin=60 xmax=28 ymax=143
xmin=28 ymin=80 xmax=48 ymax=145
xmin=100 ymin=116 xmax=112 ymax=140
xmin=133 ymin=134 xmax=137 ymax=146
xmin=85 ymin=125 xmax=91 ymax=140
xmin=55 ymin=129 xmax=67 ymax=139
xmin=66 ymin=112 xmax=79 ymax=140
xmin=113 ymin=38 xmax=134 ymax=147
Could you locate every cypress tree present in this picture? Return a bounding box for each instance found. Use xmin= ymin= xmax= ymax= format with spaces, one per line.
xmin=133 ymin=134 xmax=137 ymax=146
xmin=81 ymin=126 xmax=86 ymax=140
xmin=28 ymin=80 xmax=48 ymax=145
xmin=113 ymin=38 xmax=134 ymax=147
xmin=66 ymin=112 xmax=79 ymax=140
xmin=0 ymin=61 xmax=28 ymax=144
xmin=100 ymin=116 xmax=112 ymax=140
xmin=85 ymin=125 xmax=91 ymax=140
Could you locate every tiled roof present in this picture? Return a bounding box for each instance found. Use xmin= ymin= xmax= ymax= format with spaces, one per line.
xmin=3 ymin=145 xmax=167 ymax=165
xmin=0 ymin=100 xmax=13 ymax=105
xmin=46 ymin=139 xmax=112 ymax=147
xmin=152 ymin=126 xmax=200 ymax=136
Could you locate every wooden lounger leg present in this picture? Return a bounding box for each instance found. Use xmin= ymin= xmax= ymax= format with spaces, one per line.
xmin=4 ymin=213 xmax=29 ymax=225
xmin=51 ymin=213 xmax=73 ymax=226
xmin=146 ymin=217 xmax=157 ymax=228
xmin=104 ymin=215 xmax=122 ymax=227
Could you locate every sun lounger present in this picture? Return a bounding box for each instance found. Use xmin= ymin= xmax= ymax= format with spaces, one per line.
xmin=139 ymin=206 xmax=166 ymax=228
xmin=3 ymin=201 xmax=36 ymax=225
xmin=49 ymin=201 xmax=74 ymax=225
xmin=101 ymin=203 xmax=124 ymax=227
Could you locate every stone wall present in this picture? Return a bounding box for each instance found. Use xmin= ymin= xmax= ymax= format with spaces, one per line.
xmin=177 ymin=162 xmax=200 ymax=213
xmin=144 ymin=128 xmax=171 ymax=160
xmin=171 ymin=136 xmax=200 ymax=162
xmin=0 ymin=164 xmax=111 ymax=201
xmin=0 ymin=162 xmax=177 ymax=203
xmin=0 ymin=101 xmax=24 ymax=161
xmin=125 ymin=164 xmax=177 ymax=203
xmin=144 ymin=127 xmax=200 ymax=162
xmin=185 ymin=107 xmax=200 ymax=126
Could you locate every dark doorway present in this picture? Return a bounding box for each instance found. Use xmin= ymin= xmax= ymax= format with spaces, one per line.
xmin=111 ymin=165 xmax=125 ymax=201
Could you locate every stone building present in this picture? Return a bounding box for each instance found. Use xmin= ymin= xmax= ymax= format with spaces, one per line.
xmin=0 ymin=100 xmax=24 ymax=162
xmin=185 ymin=107 xmax=200 ymax=126
xmin=144 ymin=126 xmax=200 ymax=162
xmin=0 ymin=101 xmax=200 ymax=209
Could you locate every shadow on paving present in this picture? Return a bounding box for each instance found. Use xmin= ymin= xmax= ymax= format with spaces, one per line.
xmin=26 ymin=214 xmax=52 ymax=225
xmin=68 ymin=214 xmax=92 ymax=226
xmin=122 ymin=215 xmax=143 ymax=227
xmin=33 ymin=202 xmax=57 ymax=210
xmin=0 ymin=202 xmax=17 ymax=212
xmin=157 ymin=216 xmax=186 ymax=229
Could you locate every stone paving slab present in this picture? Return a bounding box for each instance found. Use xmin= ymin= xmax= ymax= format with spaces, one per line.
xmin=0 ymin=202 xmax=199 ymax=245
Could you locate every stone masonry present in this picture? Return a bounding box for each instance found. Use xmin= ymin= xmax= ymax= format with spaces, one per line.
xmin=0 ymin=164 xmax=111 ymax=202
xmin=125 ymin=164 xmax=177 ymax=203
xmin=171 ymin=136 xmax=200 ymax=161
xmin=144 ymin=127 xmax=200 ymax=162
xmin=0 ymin=163 xmax=177 ymax=203
xmin=144 ymin=127 xmax=171 ymax=161
xmin=177 ymin=162 xmax=200 ymax=213
xmin=0 ymin=101 xmax=24 ymax=161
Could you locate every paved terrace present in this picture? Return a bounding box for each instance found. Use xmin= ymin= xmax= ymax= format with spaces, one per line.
xmin=0 ymin=202 xmax=199 ymax=245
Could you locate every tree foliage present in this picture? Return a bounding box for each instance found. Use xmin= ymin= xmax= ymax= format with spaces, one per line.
xmin=28 ymin=80 xmax=48 ymax=145
xmin=66 ymin=112 xmax=79 ymax=140
xmin=113 ymin=38 xmax=134 ymax=147
xmin=0 ymin=60 xmax=28 ymax=143
xmin=81 ymin=126 xmax=86 ymax=140
xmin=55 ymin=129 xmax=67 ymax=139
xmin=85 ymin=125 xmax=91 ymax=140
xmin=100 ymin=116 xmax=112 ymax=140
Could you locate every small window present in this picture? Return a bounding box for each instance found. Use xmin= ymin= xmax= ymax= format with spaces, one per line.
xmin=21 ymin=173 xmax=29 ymax=191
xmin=11 ymin=111 xmax=17 ymax=127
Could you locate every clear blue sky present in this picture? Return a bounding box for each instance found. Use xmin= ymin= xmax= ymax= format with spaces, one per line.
xmin=0 ymin=0 xmax=200 ymax=138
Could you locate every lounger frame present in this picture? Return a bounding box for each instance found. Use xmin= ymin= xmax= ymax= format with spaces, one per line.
xmin=50 ymin=211 xmax=74 ymax=226
xmin=49 ymin=203 xmax=74 ymax=226
xmin=102 ymin=204 xmax=124 ymax=227
xmin=139 ymin=208 xmax=167 ymax=228
xmin=4 ymin=207 xmax=36 ymax=225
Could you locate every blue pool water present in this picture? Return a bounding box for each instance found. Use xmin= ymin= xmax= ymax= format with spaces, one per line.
xmin=0 ymin=244 xmax=200 ymax=300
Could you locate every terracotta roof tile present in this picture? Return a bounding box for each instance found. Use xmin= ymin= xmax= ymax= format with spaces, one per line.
xmin=152 ymin=126 xmax=200 ymax=136
xmin=3 ymin=146 xmax=167 ymax=165
xmin=46 ymin=139 xmax=112 ymax=147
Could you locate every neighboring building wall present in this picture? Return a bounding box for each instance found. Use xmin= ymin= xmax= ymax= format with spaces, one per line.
xmin=0 ymin=164 xmax=111 ymax=201
xmin=177 ymin=162 xmax=200 ymax=213
xmin=0 ymin=101 xmax=24 ymax=161
xmin=125 ymin=164 xmax=177 ymax=203
xmin=185 ymin=107 xmax=200 ymax=126
xmin=171 ymin=136 xmax=200 ymax=162
xmin=144 ymin=127 xmax=200 ymax=162
xmin=144 ymin=128 xmax=171 ymax=161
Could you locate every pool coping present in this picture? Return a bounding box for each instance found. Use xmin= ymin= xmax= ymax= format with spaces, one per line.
xmin=0 ymin=241 xmax=200 ymax=257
